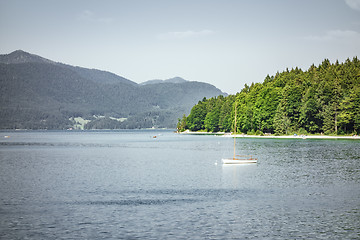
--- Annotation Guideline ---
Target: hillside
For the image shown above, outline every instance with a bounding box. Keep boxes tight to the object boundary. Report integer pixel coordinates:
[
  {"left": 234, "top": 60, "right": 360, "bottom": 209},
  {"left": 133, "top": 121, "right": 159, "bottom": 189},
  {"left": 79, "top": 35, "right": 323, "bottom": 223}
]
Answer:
[
  {"left": 140, "top": 77, "right": 187, "bottom": 85},
  {"left": 0, "top": 50, "right": 225, "bottom": 129}
]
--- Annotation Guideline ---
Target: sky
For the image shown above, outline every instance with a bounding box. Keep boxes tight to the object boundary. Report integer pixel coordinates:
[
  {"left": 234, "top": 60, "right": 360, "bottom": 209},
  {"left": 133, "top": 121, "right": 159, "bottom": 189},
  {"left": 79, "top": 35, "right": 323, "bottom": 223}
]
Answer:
[{"left": 1, "top": 0, "right": 360, "bottom": 94}]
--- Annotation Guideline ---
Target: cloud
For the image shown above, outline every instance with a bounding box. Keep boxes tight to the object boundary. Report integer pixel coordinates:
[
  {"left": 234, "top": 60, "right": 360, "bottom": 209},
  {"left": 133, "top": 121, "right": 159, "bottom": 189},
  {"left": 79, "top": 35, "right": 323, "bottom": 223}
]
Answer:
[
  {"left": 345, "top": 0, "right": 360, "bottom": 11},
  {"left": 158, "top": 30, "right": 215, "bottom": 40},
  {"left": 79, "top": 10, "right": 113, "bottom": 23},
  {"left": 305, "top": 29, "right": 360, "bottom": 41}
]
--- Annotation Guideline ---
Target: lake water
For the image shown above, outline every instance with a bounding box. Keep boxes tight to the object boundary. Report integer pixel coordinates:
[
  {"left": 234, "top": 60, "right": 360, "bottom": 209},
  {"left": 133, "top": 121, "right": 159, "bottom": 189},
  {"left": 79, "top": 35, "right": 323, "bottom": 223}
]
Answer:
[{"left": 0, "top": 130, "right": 359, "bottom": 239}]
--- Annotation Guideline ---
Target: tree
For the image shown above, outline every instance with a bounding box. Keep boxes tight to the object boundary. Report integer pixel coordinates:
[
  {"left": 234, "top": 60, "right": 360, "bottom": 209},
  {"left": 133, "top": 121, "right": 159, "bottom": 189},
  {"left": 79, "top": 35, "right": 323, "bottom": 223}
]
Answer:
[
  {"left": 322, "top": 103, "right": 336, "bottom": 134},
  {"left": 218, "top": 96, "right": 235, "bottom": 132},
  {"left": 299, "top": 87, "right": 321, "bottom": 133},
  {"left": 273, "top": 101, "right": 291, "bottom": 135},
  {"left": 186, "top": 101, "right": 207, "bottom": 131},
  {"left": 177, "top": 114, "right": 187, "bottom": 132},
  {"left": 204, "top": 97, "right": 221, "bottom": 132},
  {"left": 352, "top": 87, "right": 360, "bottom": 133}
]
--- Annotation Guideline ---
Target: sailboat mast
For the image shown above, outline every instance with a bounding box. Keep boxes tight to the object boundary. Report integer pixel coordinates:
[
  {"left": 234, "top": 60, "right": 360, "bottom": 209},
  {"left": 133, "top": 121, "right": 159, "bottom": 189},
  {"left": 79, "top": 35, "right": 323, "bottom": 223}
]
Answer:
[{"left": 233, "top": 101, "right": 237, "bottom": 159}]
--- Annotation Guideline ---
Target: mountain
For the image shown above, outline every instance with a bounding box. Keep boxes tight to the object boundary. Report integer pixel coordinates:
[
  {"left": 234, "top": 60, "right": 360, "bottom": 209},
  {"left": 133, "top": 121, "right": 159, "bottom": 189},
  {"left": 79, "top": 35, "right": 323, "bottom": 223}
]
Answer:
[
  {"left": 0, "top": 50, "right": 225, "bottom": 129},
  {"left": 0, "top": 50, "right": 137, "bottom": 86},
  {"left": 0, "top": 50, "right": 54, "bottom": 64},
  {"left": 68, "top": 66, "right": 137, "bottom": 86},
  {"left": 140, "top": 77, "right": 188, "bottom": 85}
]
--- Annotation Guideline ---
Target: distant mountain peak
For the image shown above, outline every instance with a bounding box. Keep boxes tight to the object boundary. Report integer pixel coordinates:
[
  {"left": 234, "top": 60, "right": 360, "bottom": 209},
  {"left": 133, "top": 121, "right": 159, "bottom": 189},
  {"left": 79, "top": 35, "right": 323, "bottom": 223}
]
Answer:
[
  {"left": 165, "top": 77, "right": 187, "bottom": 83},
  {"left": 0, "top": 50, "right": 136, "bottom": 86},
  {"left": 140, "top": 76, "right": 188, "bottom": 85},
  {"left": 0, "top": 50, "right": 55, "bottom": 64}
]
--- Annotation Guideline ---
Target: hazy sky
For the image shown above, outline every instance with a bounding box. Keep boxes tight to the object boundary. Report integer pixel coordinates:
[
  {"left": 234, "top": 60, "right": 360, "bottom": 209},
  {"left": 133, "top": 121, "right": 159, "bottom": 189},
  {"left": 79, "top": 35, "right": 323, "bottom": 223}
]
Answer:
[{"left": 1, "top": 0, "right": 360, "bottom": 94}]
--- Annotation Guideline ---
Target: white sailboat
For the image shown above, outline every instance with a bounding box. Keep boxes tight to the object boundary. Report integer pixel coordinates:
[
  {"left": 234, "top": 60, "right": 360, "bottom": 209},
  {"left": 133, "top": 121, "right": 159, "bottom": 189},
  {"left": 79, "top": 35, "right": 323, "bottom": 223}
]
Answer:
[{"left": 221, "top": 102, "right": 257, "bottom": 164}]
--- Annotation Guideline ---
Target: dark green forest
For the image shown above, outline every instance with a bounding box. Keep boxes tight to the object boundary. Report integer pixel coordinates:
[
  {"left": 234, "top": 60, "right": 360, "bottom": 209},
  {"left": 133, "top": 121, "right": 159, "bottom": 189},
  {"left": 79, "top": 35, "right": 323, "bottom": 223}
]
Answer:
[{"left": 179, "top": 58, "right": 360, "bottom": 135}]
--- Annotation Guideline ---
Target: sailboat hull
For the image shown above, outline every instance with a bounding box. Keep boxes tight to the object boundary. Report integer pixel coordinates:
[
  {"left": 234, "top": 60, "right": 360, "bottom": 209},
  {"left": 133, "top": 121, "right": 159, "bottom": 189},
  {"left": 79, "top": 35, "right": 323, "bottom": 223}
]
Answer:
[{"left": 221, "top": 158, "right": 257, "bottom": 164}]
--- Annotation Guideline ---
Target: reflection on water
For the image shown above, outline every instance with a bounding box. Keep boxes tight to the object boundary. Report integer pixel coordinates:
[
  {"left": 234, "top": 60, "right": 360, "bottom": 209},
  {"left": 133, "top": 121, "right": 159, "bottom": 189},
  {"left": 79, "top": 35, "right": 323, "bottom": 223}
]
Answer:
[
  {"left": 221, "top": 164, "right": 258, "bottom": 189},
  {"left": 0, "top": 130, "right": 359, "bottom": 239}
]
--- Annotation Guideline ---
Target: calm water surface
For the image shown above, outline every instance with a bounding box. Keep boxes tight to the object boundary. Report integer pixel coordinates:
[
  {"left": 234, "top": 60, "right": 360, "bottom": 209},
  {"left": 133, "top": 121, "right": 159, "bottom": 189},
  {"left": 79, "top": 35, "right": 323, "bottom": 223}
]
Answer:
[{"left": 0, "top": 130, "right": 359, "bottom": 239}]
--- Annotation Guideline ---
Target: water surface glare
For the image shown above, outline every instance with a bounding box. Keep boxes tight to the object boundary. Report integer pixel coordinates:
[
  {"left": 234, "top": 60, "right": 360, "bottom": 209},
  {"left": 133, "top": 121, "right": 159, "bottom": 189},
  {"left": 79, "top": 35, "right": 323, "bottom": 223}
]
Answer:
[{"left": 0, "top": 130, "right": 359, "bottom": 239}]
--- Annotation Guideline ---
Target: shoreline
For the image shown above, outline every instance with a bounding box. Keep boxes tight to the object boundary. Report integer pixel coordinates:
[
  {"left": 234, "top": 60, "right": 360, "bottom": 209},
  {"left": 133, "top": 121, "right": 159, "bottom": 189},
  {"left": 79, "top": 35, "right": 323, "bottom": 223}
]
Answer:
[{"left": 180, "top": 130, "right": 360, "bottom": 140}]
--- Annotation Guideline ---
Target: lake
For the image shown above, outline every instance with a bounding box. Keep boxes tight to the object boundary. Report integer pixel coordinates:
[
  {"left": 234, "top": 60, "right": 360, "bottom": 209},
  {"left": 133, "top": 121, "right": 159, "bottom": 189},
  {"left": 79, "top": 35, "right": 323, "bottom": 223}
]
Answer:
[{"left": 0, "top": 130, "right": 359, "bottom": 239}]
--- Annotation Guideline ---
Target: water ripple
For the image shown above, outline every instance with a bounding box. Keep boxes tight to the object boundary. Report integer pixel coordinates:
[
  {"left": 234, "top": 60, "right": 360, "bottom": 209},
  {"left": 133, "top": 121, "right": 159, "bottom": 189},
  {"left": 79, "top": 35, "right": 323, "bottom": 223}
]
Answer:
[{"left": 73, "top": 198, "right": 199, "bottom": 206}]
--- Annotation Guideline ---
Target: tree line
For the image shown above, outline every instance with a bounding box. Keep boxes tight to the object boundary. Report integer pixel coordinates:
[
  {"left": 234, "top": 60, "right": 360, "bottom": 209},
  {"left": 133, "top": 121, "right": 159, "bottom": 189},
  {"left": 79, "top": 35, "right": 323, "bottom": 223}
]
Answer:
[{"left": 178, "top": 58, "right": 360, "bottom": 135}]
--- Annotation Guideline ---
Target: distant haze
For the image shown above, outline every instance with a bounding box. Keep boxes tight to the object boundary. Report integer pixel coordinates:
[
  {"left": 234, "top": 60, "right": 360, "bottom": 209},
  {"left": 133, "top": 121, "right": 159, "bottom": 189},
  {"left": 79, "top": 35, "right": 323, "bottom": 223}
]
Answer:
[{"left": 1, "top": 0, "right": 359, "bottom": 94}]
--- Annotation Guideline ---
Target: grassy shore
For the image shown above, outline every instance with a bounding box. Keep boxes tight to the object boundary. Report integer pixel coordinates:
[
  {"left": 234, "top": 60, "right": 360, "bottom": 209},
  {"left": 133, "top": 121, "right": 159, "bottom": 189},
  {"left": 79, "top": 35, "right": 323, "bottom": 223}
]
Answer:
[{"left": 180, "top": 130, "right": 360, "bottom": 139}]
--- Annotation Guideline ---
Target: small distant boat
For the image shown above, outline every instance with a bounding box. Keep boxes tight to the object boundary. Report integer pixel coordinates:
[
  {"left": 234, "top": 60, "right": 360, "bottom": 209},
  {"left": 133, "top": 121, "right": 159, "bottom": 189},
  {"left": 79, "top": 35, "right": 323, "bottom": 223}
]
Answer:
[{"left": 222, "top": 102, "right": 257, "bottom": 164}]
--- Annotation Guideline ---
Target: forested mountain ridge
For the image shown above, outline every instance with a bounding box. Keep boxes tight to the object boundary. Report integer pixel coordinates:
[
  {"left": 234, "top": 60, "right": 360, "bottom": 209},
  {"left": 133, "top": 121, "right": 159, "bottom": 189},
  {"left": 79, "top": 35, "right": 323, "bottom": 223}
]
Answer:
[
  {"left": 0, "top": 50, "right": 225, "bottom": 129},
  {"left": 180, "top": 58, "right": 360, "bottom": 135},
  {"left": 140, "top": 77, "right": 187, "bottom": 85},
  {"left": 0, "top": 50, "right": 136, "bottom": 86}
]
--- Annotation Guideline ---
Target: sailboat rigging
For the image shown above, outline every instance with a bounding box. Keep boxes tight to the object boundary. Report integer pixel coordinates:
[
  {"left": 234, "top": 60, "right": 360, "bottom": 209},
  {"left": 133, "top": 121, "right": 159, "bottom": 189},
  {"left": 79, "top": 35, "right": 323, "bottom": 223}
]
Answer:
[{"left": 221, "top": 101, "right": 257, "bottom": 164}]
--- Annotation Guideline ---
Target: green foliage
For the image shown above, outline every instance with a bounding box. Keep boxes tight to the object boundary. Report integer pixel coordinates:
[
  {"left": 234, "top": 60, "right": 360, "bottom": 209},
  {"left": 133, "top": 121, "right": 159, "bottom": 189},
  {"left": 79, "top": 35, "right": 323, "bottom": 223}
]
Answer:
[
  {"left": 177, "top": 114, "right": 187, "bottom": 132},
  {"left": 85, "top": 117, "right": 123, "bottom": 130},
  {"left": 186, "top": 99, "right": 208, "bottom": 131},
  {"left": 273, "top": 101, "right": 291, "bottom": 135},
  {"left": 218, "top": 95, "right": 235, "bottom": 132},
  {"left": 183, "top": 57, "right": 360, "bottom": 135}
]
